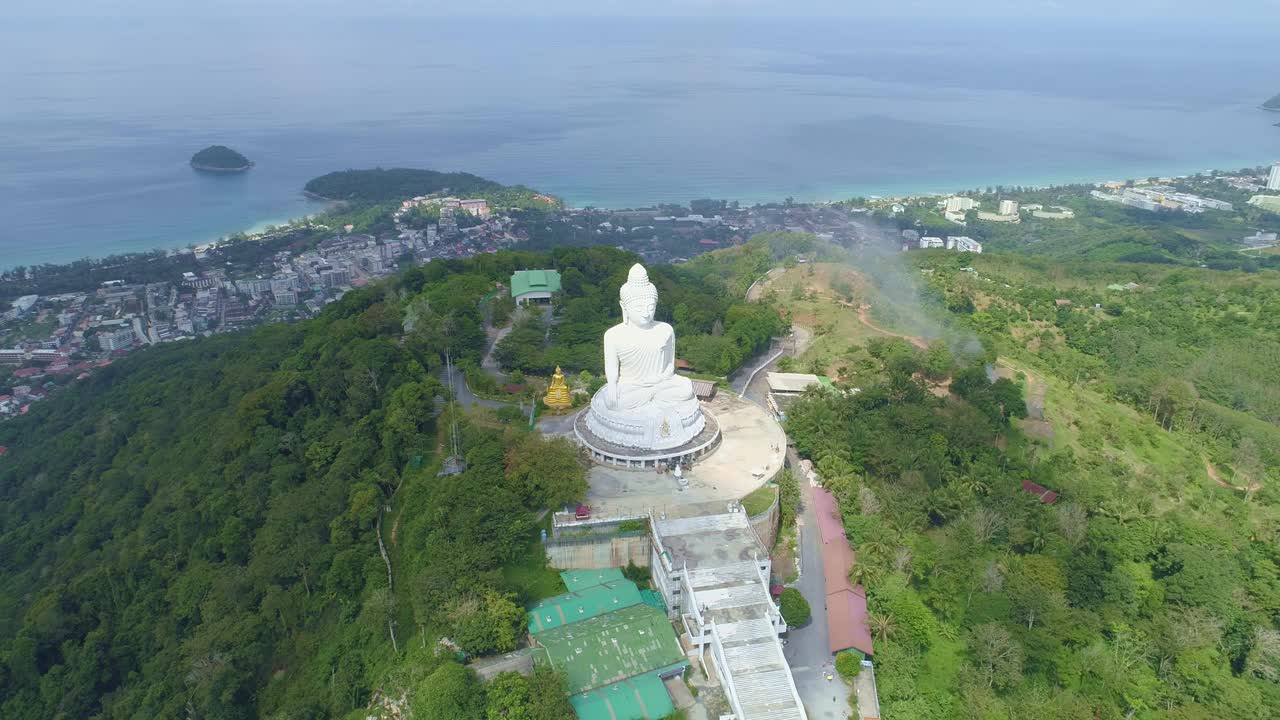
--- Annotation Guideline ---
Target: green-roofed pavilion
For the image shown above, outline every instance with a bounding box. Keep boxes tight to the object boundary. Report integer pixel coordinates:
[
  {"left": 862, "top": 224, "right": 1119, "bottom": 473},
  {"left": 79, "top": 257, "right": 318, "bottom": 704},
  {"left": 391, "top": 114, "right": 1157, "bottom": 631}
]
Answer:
[
  {"left": 561, "top": 568, "right": 626, "bottom": 593},
  {"left": 532, "top": 603, "right": 686, "bottom": 697},
  {"left": 570, "top": 672, "right": 677, "bottom": 720},
  {"left": 527, "top": 579, "right": 644, "bottom": 634},
  {"left": 510, "top": 269, "right": 561, "bottom": 305}
]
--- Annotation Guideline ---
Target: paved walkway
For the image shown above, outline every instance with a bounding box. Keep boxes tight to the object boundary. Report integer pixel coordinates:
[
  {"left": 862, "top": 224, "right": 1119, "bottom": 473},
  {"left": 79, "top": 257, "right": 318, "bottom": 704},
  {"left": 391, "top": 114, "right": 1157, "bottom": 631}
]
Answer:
[
  {"left": 480, "top": 322, "right": 513, "bottom": 379},
  {"left": 854, "top": 662, "right": 881, "bottom": 719},
  {"left": 728, "top": 325, "right": 815, "bottom": 405},
  {"left": 440, "top": 364, "right": 508, "bottom": 410},
  {"left": 783, "top": 447, "right": 851, "bottom": 720},
  {"left": 577, "top": 393, "right": 785, "bottom": 518}
]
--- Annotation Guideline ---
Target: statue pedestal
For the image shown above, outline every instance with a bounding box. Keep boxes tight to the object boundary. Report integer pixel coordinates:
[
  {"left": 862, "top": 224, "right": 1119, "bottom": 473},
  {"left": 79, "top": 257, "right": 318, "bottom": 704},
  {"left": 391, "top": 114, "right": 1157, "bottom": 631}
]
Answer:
[
  {"left": 574, "top": 407, "right": 721, "bottom": 470},
  {"left": 583, "top": 384, "right": 706, "bottom": 451}
]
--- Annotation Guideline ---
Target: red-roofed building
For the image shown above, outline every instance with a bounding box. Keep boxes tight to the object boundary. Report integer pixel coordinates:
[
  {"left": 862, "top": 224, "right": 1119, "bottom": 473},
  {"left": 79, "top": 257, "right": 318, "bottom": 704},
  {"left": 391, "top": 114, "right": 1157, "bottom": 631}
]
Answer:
[
  {"left": 812, "top": 486, "right": 875, "bottom": 657},
  {"left": 12, "top": 367, "right": 43, "bottom": 379},
  {"left": 828, "top": 586, "right": 875, "bottom": 657},
  {"left": 1021, "top": 480, "right": 1059, "bottom": 504}
]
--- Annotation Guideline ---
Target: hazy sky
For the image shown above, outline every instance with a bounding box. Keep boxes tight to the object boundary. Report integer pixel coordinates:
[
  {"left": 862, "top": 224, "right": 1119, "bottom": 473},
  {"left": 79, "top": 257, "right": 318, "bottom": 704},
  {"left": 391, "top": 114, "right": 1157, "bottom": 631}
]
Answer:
[{"left": 15, "top": 0, "right": 1280, "bottom": 21}]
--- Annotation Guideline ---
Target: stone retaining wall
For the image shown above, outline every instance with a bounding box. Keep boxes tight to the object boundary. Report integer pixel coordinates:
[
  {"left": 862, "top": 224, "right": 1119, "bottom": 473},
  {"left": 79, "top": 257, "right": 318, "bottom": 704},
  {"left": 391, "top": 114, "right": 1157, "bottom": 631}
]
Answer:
[
  {"left": 749, "top": 491, "right": 781, "bottom": 548},
  {"left": 544, "top": 533, "right": 652, "bottom": 569}
]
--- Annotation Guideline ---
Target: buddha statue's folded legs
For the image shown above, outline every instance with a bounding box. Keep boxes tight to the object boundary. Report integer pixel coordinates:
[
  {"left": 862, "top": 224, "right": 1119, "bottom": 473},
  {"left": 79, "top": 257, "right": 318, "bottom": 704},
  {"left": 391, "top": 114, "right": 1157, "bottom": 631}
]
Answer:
[
  {"left": 611, "top": 375, "right": 695, "bottom": 411},
  {"left": 587, "top": 388, "right": 705, "bottom": 450}
]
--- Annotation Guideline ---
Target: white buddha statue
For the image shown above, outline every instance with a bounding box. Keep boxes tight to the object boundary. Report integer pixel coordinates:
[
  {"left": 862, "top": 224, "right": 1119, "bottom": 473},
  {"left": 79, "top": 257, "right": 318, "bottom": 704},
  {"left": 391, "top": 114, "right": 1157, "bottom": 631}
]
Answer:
[{"left": 584, "top": 264, "right": 706, "bottom": 451}]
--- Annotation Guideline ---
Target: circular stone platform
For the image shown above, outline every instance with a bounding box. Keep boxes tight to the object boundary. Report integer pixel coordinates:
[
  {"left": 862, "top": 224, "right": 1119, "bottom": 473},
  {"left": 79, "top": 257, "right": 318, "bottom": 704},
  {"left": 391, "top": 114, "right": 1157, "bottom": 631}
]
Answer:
[
  {"left": 574, "top": 406, "right": 721, "bottom": 469},
  {"left": 574, "top": 393, "right": 788, "bottom": 518}
]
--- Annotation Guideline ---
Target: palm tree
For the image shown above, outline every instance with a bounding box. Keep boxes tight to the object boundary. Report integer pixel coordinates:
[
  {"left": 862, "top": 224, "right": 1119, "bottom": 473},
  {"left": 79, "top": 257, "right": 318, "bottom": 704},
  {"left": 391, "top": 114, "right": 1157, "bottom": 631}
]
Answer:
[
  {"left": 849, "top": 561, "right": 882, "bottom": 589},
  {"left": 868, "top": 612, "right": 896, "bottom": 643},
  {"left": 959, "top": 475, "right": 990, "bottom": 496},
  {"left": 859, "top": 540, "right": 889, "bottom": 563}
]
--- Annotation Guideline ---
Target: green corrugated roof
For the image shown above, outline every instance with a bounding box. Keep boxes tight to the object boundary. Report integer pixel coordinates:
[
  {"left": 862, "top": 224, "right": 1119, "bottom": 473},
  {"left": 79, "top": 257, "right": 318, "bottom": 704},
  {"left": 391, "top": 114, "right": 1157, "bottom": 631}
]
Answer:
[
  {"left": 510, "top": 269, "right": 561, "bottom": 299},
  {"left": 531, "top": 604, "right": 686, "bottom": 695},
  {"left": 639, "top": 589, "right": 666, "bottom": 613},
  {"left": 528, "top": 580, "right": 643, "bottom": 634},
  {"left": 562, "top": 568, "right": 626, "bottom": 593},
  {"left": 570, "top": 671, "right": 678, "bottom": 720}
]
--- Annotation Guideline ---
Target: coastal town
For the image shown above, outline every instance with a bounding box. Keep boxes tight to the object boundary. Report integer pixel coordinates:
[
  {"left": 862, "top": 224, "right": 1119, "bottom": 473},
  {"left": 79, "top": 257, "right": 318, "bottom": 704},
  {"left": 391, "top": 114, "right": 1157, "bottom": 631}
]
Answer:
[{"left": 3, "top": 162, "right": 1279, "bottom": 419}]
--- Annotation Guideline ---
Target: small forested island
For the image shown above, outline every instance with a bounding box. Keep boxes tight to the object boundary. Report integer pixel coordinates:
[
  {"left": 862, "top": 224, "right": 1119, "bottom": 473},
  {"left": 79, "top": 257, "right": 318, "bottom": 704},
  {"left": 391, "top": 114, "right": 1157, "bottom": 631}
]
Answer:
[
  {"left": 189, "top": 145, "right": 253, "bottom": 172},
  {"left": 1263, "top": 93, "right": 1280, "bottom": 111}
]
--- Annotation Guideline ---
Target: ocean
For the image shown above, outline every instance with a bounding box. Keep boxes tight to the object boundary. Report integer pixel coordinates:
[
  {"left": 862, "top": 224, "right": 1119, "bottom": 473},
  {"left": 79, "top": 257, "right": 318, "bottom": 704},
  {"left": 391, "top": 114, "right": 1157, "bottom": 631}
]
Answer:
[{"left": 1, "top": 16, "right": 1278, "bottom": 269}]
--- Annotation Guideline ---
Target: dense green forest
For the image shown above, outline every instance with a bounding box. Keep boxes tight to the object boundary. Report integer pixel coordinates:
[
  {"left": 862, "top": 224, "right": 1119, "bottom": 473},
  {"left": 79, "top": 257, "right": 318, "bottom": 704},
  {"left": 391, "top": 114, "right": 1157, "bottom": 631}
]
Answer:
[
  {"left": 763, "top": 237, "right": 1280, "bottom": 718},
  {"left": 785, "top": 331, "right": 1280, "bottom": 719},
  {"left": 493, "top": 252, "right": 788, "bottom": 377},
  {"left": 0, "top": 250, "right": 607, "bottom": 719},
  {"left": 304, "top": 168, "right": 502, "bottom": 201},
  {"left": 190, "top": 145, "right": 253, "bottom": 171}
]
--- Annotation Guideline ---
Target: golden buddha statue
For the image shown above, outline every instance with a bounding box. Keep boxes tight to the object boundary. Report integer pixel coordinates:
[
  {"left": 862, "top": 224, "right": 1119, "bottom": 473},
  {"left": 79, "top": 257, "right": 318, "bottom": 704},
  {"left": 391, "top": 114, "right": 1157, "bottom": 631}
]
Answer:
[{"left": 544, "top": 366, "right": 573, "bottom": 410}]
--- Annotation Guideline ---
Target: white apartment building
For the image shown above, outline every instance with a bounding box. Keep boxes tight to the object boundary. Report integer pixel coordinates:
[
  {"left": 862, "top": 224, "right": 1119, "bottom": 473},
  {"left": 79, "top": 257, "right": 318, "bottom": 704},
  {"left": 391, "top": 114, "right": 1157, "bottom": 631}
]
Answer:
[
  {"left": 98, "top": 326, "right": 136, "bottom": 351},
  {"left": 944, "top": 196, "right": 976, "bottom": 213},
  {"left": 651, "top": 511, "right": 807, "bottom": 720},
  {"left": 952, "top": 236, "right": 984, "bottom": 253},
  {"left": 998, "top": 200, "right": 1019, "bottom": 215},
  {"left": 271, "top": 275, "right": 298, "bottom": 295},
  {"left": 919, "top": 236, "right": 945, "bottom": 249},
  {"left": 1268, "top": 163, "right": 1280, "bottom": 191}
]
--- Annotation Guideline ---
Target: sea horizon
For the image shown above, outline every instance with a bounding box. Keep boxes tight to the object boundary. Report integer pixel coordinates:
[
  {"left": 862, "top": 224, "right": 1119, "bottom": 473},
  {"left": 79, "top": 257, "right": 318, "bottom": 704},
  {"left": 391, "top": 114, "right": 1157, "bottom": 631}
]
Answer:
[{"left": 2, "top": 15, "right": 1277, "bottom": 270}]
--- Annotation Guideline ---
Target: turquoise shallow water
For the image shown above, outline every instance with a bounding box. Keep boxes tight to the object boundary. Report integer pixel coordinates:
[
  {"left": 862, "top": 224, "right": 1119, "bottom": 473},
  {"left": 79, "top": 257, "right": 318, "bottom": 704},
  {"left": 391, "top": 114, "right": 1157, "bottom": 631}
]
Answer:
[{"left": 1, "top": 16, "right": 1278, "bottom": 268}]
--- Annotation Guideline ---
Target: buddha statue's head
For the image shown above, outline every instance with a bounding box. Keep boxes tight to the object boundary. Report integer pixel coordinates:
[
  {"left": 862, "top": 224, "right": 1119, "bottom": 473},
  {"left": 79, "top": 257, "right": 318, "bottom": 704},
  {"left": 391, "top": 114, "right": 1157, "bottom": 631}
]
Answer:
[{"left": 619, "top": 263, "right": 658, "bottom": 327}]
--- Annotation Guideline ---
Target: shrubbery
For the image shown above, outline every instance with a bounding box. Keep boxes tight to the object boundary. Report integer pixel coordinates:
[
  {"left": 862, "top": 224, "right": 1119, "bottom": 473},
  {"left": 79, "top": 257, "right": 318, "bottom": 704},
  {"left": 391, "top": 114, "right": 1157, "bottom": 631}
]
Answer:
[
  {"left": 779, "top": 587, "right": 811, "bottom": 627},
  {"left": 835, "top": 651, "right": 862, "bottom": 680}
]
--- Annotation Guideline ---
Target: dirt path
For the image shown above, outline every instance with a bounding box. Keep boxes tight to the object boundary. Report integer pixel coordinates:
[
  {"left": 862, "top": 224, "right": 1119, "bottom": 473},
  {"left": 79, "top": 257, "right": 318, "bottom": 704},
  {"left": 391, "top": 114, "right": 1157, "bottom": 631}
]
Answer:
[
  {"left": 481, "top": 323, "right": 513, "bottom": 379},
  {"left": 746, "top": 267, "right": 787, "bottom": 302},
  {"left": 855, "top": 303, "right": 929, "bottom": 350},
  {"left": 1204, "top": 456, "right": 1261, "bottom": 492}
]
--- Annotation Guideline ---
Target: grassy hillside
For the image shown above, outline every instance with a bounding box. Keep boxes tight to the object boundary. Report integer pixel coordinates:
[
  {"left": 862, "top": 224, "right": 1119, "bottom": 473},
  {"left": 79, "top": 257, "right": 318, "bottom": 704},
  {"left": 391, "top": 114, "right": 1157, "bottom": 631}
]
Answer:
[{"left": 749, "top": 247, "right": 1280, "bottom": 719}]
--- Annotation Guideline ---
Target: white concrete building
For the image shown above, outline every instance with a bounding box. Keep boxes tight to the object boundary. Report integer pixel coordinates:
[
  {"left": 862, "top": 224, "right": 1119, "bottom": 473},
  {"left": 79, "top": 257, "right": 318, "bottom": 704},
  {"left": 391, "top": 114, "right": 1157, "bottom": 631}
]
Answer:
[
  {"left": 977, "top": 210, "right": 1019, "bottom": 223},
  {"left": 919, "top": 236, "right": 945, "bottom": 249},
  {"left": 651, "top": 511, "right": 807, "bottom": 720},
  {"left": 98, "top": 326, "right": 135, "bottom": 351},
  {"left": 998, "top": 200, "right": 1019, "bottom": 215},
  {"left": 952, "top": 236, "right": 983, "bottom": 253},
  {"left": 944, "top": 196, "right": 976, "bottom": 213},
  {"left": 1268, "top": 163, "right": 1280, "bottom": 191},
  {"left": 460, "top": 198, "right": 491, "bottom": 219}
]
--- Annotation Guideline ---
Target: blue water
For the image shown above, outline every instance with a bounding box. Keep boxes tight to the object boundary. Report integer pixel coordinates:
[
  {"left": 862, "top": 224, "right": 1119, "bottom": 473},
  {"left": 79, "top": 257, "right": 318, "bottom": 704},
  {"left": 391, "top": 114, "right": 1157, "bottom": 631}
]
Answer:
[{"left": 1, "top": 16, "right": 1278, "bottom": 268}]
